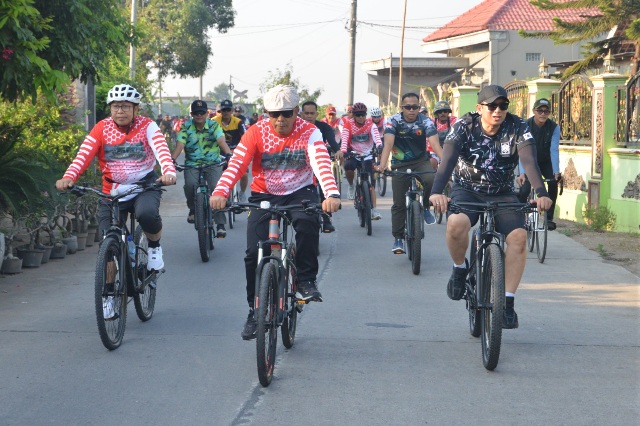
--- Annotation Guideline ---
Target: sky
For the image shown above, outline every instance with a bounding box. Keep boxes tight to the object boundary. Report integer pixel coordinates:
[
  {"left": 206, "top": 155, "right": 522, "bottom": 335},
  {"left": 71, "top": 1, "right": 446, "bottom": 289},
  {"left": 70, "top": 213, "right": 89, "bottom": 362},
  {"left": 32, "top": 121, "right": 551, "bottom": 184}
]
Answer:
[{"left": 161, "top": 0, "right": 485, "bottom": 111}]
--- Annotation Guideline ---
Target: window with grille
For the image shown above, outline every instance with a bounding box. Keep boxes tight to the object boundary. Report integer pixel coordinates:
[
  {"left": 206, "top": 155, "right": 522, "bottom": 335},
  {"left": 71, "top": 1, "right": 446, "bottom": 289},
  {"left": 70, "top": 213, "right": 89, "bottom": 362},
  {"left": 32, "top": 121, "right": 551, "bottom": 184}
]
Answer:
[{"left": 526, "top": 53, "right": 541, "bottom": 62}]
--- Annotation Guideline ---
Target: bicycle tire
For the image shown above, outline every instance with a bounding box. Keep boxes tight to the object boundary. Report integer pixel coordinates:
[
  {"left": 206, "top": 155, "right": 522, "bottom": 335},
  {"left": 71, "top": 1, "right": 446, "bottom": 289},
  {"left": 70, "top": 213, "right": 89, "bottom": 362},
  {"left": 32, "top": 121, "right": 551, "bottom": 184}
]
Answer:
[
  {"left": 410, "top": 200, "right": 422, "bottom": 275},
  {"left": 281, "top": 243, "right": 298, "bottom": 348},
  {"left": 363, "top": 180, "right": 372, "bottom": 236},
  {"left": 133, "top": 226, "right": 156, "bottom": 322},
  {"left": 332, "top": 161, "right": 342, "bottom": 195},
  {"left": 356, "top": 185, "right": 365, "bottom": 228},
  {"left": 527, "top": 211, "right": 536, "bottom": 252},
  {"left": 376, "top": 172, "right": 387, "bottom": 197},
  {"left": 228, "top": 186, "right": 236, "bottom": 229},
  {"left": 467, "top": 233, "right": 481, "bottom": 337},
  {"left": 95, "top": 235, "right": 127, "bottom": 350},
  {"left": 537, "top": 223, "right": 548, "bottom": 263},
  {"left": 480, "top": 244, "right": 504, "bottom": 370},
  {"left": 256, "top": 261, "right": 278, "bottom": 387},
  {"left": 195, "top": 191, "right": 211, "bottom": 262}
]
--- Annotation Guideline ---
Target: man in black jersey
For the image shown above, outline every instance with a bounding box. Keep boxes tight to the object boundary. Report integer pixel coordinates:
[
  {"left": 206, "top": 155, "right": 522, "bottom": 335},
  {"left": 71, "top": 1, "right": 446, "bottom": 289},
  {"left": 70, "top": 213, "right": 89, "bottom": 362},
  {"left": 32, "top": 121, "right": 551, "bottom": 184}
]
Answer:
[{"left": 429, "top": 85, "right": 552, "bottom": 329}]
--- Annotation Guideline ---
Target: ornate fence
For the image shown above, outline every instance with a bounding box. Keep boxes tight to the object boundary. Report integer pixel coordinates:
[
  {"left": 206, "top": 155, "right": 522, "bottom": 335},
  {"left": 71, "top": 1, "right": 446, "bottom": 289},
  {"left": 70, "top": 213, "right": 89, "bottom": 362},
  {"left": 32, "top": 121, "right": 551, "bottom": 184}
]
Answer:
[
  {"left": 618, "top": 72, "right": 640, "bottom": 146},
  {"left": 552, "top": 75, "right": 593, "bottom": 145},
  {"left": 504, "top": 80, "right": 528, "bottom": 118}
]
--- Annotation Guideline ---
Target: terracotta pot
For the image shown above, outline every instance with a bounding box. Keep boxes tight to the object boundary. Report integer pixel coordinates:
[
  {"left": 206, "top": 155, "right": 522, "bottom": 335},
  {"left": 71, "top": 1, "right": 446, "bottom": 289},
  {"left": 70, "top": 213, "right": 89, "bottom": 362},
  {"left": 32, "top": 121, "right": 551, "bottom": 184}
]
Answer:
[{"left": 16, "top": 248, "right": 45, "bottom": 268}]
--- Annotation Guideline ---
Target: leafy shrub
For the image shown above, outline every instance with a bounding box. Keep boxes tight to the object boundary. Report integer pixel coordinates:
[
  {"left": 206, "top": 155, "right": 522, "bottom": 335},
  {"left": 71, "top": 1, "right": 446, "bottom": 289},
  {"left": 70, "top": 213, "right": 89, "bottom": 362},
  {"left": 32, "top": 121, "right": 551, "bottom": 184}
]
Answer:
[{"left": 583, "top": 205, "right": 617, "bottom": 231}]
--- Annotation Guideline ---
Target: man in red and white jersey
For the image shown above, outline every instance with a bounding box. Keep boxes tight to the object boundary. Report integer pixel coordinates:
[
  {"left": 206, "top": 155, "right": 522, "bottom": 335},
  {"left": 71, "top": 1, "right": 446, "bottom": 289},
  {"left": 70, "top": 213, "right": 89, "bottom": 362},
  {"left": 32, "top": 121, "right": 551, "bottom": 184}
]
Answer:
[
  {"left": 210, "top": 85, "right": 340, "bottom": 340},
  {"left": 56, "top": 84, "right": 176, "bottom": 274}
]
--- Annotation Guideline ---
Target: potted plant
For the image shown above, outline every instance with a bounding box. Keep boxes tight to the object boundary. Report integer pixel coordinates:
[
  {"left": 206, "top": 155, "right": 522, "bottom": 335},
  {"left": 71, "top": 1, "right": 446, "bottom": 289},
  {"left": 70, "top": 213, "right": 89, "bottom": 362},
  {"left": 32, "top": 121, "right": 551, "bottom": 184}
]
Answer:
[
  {"left": 1, "top": 230, "right": 23, "bottom": 274},
  {"left": 15, "top": 201, "right": 47, "bottom": 268}
]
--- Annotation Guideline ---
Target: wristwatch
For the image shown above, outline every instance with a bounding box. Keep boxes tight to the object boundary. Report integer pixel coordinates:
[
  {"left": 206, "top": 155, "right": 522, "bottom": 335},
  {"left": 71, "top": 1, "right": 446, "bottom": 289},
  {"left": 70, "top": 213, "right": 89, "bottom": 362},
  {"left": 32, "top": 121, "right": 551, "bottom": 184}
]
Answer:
[{"left": 329, "top": 194, "right": 340, "bottom": 199}]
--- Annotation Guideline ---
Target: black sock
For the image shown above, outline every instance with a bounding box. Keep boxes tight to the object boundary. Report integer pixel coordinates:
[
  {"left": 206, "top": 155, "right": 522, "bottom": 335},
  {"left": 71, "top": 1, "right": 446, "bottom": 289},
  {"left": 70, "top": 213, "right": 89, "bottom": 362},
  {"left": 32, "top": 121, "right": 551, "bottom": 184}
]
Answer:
[
  {"left": 506, "top": 296, "right": 515, "bottom": 309},
  {"left": 148, "top": 239, "right": 160, "bottom": 248}
]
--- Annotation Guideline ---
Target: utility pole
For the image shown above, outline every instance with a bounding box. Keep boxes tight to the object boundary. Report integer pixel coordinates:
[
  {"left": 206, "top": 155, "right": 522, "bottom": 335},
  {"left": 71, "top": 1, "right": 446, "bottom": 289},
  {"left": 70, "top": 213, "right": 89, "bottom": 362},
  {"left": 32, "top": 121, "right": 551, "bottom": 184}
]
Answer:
[
  {"left": 129, "top": 0, "right": 137, "bottom": 79},
  {"left": 388, "top": 53, "right": 392, "bottom": 106},
  {"left": 397, "top": 0, "right": 407, "bottom": 105},
  {"left": 346, "top": 0, "right": 357, "bottom": 105},
  {"left": 199, "top": 75, "right": 203, "bottom": 99}
]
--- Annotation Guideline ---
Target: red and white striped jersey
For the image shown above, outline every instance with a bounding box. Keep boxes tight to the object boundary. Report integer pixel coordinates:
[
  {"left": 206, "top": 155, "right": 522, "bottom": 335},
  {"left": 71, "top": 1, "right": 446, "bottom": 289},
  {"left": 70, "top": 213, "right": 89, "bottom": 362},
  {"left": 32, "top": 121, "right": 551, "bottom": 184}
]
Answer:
[
  {"left": 63, "top": 116, "right": 176, "bottom": 199},
  {"left": 212, "top": 118, "right": 339, "bottom": 198},
  {"left": 340, "top": 117, "right": 382, "bottom": 155}
]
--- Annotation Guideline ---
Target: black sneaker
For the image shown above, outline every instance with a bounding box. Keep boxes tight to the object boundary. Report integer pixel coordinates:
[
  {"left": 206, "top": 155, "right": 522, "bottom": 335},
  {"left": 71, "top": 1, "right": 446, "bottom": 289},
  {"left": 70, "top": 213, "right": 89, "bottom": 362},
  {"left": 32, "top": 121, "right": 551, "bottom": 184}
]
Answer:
[
  {"left": 322, "top": 221, "right": 335, "bottom": 233},
  {"left": 187, "top": 210, "right": 195, "bottom": 224},
  {"left": 296, "top": 280, "right": 323, "bottom": 302},
  {"left": 241, "top": 309, "right": 257, "bottom": 340},
  {"left": 547, "top": 220, "right": 556, "bottom": 231},
  {"left": 216, "top": 224, "right": 227, "bottom": 238},
  {"left": 503, "top": 307, "right": 519, "bottom": 329},
  {"left": 447, "top": 262, "right": 468, "bottom": 300},
  {"left": 392, "top": 239, "right": 405, "bottom": 254}
]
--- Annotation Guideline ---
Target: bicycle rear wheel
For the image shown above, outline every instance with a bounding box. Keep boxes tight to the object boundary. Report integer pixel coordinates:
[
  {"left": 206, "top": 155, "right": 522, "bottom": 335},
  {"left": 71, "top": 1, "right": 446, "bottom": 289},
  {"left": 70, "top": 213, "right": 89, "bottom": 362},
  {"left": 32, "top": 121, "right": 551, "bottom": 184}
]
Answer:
[
  {"left": 410, "top": 200, "right": 422, "bottom": 275},
  {"left": 467, "top": 233, "right": 481, "bottom": 337},
  {"left": 376, "top": 172, "right": 387, "bottom": 197},
  {"left": 281, "top": 243, "right": 298, "bottom": 348},
  {"left": 527, "top": 211, "right": 536, "bottom": 252},
  {"left": 195, "top": 191, "right": 211, "bottom": 262},
  {"left": 363, "top": 180, "right": 372, "bottom": 236},
  {"left": 480, "top": 244, "right": 504, "bottom": 370},
  {"left": 95, "top": 235, "right": 127, "bottom": 350},
  {"left": 133, "top": 226, "right": 156, "bottom": 321},
  {"left": 256, "top": 262, "right": 278, "bottom": 387},
  {"left": 332, "top": 161, "right": 342, "bottom": 195},
  {"left": 536, "top": 223, "right": 548, "bottom": 263}
]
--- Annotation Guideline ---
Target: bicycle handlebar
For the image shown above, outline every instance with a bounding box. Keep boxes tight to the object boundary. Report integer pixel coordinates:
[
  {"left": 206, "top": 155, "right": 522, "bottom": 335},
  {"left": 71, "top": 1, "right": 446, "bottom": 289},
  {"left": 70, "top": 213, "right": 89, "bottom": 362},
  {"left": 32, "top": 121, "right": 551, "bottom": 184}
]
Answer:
[
  {"left": 224, "top": 200, "right": 323, "bottom": 217},
  {"left": 67, "top": 181, "right": 164, "bottom": 201},
  {"left": 448, "top": 200, "right": 532, "bottom": 214},
  {"left": 174, "top": 161, "right": 226, "bottom": 173}
]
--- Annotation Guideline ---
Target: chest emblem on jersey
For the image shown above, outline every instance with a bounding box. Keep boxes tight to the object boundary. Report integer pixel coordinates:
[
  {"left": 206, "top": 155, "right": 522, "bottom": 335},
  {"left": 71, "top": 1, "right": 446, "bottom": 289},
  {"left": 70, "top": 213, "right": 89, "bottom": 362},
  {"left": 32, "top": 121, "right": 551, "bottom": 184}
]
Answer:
[{"left": 415, "top": 129, "right": 423, "bottom": 136}]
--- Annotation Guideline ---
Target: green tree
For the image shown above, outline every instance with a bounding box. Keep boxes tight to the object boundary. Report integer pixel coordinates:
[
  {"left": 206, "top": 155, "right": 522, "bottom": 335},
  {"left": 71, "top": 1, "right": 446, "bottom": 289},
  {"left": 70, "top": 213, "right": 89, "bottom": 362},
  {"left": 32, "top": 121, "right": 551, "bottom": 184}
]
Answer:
[
  {"left": 206, "top": 82, "right": 232, "bottom": 103},
  {"left": 0, "top": 0, "right": 131, "bottom": 102},
  {"left": 520, "top": 0, "right": 640, "bottom": 77},
  {"left": 257, "top": 63, "right": 322, "bottom": 107},
  {"left": 137, "top": 0, "right": 235, "bottom": 83}
]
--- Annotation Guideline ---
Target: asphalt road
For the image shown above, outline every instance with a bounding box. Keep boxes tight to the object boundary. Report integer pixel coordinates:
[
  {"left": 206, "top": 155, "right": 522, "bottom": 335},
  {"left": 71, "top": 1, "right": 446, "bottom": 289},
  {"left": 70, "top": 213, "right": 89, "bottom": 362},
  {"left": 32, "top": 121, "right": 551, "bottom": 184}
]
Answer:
[{"left": 1, "top": 172, "right": 638, "bottom": 425}]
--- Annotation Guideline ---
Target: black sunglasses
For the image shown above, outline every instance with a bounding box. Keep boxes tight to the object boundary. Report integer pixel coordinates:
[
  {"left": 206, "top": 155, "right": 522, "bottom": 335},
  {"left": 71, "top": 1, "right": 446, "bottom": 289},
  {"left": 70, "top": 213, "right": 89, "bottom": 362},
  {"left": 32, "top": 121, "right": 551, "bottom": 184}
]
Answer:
[
  {"left": 401, "top": 105, "right": 420, "bottom": 110},
  {"left": 354, "top": 112, "right": 367, "bottom": 117},
  {"left": 535, "top": 109, "right": 551, "bottom": 115},
  {"left": 268, "top": 110, "right": 294, "bottom": 119},
  {"left": 221, "top": 108, "right": 232, "bottom": 112},
  {"left": 482, "top": 102, "right": 509, "bottom": 111},
  {"left": 192, "top": 111, "right": 207, "bottom": 116}
]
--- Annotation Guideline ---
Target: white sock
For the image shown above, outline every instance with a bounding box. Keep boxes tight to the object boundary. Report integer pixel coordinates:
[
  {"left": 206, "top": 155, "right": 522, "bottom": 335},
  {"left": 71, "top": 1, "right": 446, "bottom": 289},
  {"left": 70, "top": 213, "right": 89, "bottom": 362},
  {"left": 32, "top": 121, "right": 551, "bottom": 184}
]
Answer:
[
  {"left": 454, "top": 262, "right": 466, "bottom": 268},
  {"left": 506, "top": 292, "right": 515, "bottom": 298}
]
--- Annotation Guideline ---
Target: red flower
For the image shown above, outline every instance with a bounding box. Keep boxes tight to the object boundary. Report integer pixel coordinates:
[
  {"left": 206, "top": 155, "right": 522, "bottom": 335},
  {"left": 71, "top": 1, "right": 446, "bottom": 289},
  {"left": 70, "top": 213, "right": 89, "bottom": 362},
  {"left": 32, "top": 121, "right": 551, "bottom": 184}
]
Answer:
[{"left": 2, "top": 48, "right": 14, "bottom": 61}]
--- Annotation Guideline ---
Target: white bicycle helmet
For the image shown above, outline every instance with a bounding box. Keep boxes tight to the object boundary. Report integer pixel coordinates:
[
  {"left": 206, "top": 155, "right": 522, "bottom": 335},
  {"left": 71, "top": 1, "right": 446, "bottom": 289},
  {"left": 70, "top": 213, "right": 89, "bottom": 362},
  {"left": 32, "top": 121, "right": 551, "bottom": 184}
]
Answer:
[
  {"left": 107, "top": 84, "right": 142, "bottom": 105},
  {"left": 370, "top": 107, "right": 383, "bottom": 117}
]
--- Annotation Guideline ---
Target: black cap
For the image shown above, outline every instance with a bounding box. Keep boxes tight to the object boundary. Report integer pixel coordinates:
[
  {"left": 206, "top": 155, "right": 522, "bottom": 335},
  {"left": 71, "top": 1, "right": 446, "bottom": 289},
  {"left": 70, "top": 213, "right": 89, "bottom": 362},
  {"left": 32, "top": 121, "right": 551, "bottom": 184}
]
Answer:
[
  {"left": 477, "top": 85, "right": 508, "bottom": 104},
  {"left": 190, "top": 100, "right": 208, "bottom": 114},
  {"left": 533, "top": 98, "right": 551, "bottom": 109},
  {"left": 219, "top": 99, "right": 233, "bottom": 109}
]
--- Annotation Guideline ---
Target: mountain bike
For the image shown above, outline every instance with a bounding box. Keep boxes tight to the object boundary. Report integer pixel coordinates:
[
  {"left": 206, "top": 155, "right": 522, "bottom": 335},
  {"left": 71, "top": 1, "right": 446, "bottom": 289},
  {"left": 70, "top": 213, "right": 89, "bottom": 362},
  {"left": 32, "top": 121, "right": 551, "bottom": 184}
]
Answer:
[
  {"left": 449, "top": 200, "right": 532, "bottom": 370},
  {"left": 525, "top": 178, "right": 563, "bottom": 263},
  {"left": 374, "top": 150, "right": 387, "bottom": 197},
  {"left": 331, "top": 151, "right": 342, "bottom": 196},
  {"left": 349, "top": 152, "right": 375, "bottom": 236},
  {"left": 227, "top": 200, "right": 323, "bottom": 387},
  {"left": 385, "top": 169, "right": 435, "bottom": 275},
  {"left": 175, "top": 163, "right": 223, "bottom": 262},
  {"left": 70, "top": 182, "right": 164, "bottom": 350}
]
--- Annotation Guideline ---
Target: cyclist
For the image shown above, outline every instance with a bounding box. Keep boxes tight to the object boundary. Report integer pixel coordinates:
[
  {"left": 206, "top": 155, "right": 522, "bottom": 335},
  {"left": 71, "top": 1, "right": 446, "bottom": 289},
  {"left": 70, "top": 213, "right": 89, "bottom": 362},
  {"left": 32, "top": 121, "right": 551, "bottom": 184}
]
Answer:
[
  {"left": 516, "top": 98, "right": 561, "bottom": 231},
  {"left": 429, "top": 85, "right": 552, "bottom": 329},
  {"left": 321, "top": 105, "right": 341, "bottom": 139},
  {"left": 370, "top": 106, "right": 386, "bottom": 135},
  {"left": 233, "top": 105, "right": 250, "bottom": 127},
  {"left": 429, "top": 100, "right": 457, "bottom": 171},
  {"left": 375, "top": 92, "right": 443, "bottom": 254},
  {"left": 300, "top": 100, "right": 344, "bottom": 233},
  {"left": 171, "top": 100, "right": 232, "bottom": 237},
  {"left": 209, "top": 85, "right": 340, "bottom": 340},
  {"left": 55, "top": 83, "right": 176, "bottom": 275},
  {"left": 341, "top": 102, "right": 383, "bottom": 220},
  {"left": 213, "top": 99, "right": 248, "bottom": 200}
]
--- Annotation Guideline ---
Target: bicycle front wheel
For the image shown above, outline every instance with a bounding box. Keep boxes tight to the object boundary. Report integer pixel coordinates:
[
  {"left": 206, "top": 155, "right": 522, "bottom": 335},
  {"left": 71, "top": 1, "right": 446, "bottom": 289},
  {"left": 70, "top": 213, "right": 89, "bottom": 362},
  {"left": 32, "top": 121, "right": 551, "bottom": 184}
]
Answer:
[
  {"left": 355, "top": 185, "right": 365, "bottom": 227},
  {"left": 281, "top": 243, "right": 298, "bottom": 348},
  {"left": 480, "top": 244, "right": 504, "bottom": 370},
  {"left": 195, "top": 191, "right": 211, "bottom": 262},
  {"left": 410, "top": 200, "right": 422, "bottom": 275},
  {"left": 467, "top": 233, "right": 481, "bottom": 337},
  {"left": 363, "top": 180, "right": 372, "bottom": 236},
  {"left": 256, "top": 262, "right": 278, "bottom": 387},
  {"left": 436, "top": 182, "right": 450, "bottom": 224},
  {"left": 332, "top": 161, "right": 342, "bottom": 195},
  {"left": 95, "top": 235, "right": 127, "bottom": 350},
  {"left": 536, "top": 223, "right": 548, "bottom": 263},
  {"left": 228, "top": 186, "right": 236, "bottom": 229},
  {"left": 527, "top": 211, "right": 536, "bottom": 252},
  {"left": 376, "top": 172, "right": 387, "bottom": 197},
  {"left": 133, "top": 226, "right": 156, "bottom": 321}
]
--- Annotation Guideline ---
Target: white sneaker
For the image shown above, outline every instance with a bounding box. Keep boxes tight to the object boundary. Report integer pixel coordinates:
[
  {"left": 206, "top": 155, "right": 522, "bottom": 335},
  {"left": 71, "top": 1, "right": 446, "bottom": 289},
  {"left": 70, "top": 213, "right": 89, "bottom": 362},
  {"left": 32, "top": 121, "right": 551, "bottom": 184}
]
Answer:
[
  {"left": 103, "top": 296, "right": 115, "bottom": 320},
  {"left": 371, "top": 209, "right": 382, "bottom": 220},
  {"left": 147, "top": 246, "right": 164, "bottom": 271},
  {"left": 347, "top": 184, "right": 355, "bottom": 200}
]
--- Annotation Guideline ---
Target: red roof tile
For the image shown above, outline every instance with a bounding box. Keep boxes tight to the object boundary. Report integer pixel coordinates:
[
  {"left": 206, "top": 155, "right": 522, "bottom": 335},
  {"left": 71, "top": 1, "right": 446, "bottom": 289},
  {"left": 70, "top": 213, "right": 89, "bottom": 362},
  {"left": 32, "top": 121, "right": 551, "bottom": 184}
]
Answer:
[{"left": 423, "top": 0, "right": 600, "bottom": 43}]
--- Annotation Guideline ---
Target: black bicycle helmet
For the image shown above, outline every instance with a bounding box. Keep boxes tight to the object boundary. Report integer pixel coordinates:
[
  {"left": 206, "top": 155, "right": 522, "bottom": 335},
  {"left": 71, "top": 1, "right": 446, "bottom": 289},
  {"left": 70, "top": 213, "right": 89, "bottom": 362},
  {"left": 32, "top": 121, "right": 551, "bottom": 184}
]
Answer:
[{"left": 351, "top": 102, "right": 367, "bottom": 114}]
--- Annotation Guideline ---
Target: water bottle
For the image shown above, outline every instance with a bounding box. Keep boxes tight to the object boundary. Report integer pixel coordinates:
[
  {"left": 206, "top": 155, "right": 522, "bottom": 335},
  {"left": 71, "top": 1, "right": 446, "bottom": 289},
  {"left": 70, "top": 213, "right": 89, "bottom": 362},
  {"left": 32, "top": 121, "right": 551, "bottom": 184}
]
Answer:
[{"left": 127, "top": 235, "right": 136, "bottom": 267}]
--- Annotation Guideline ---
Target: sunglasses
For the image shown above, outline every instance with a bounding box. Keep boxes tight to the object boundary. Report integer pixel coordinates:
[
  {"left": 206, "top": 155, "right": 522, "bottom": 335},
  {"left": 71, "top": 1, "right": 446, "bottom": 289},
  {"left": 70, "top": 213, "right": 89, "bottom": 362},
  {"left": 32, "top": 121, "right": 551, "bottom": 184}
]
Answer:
[
  {"left": 535, "top": 109, "right": 551, "bottom": 115},
  {"left": 482, "top": 102, "right": 510, "bottom": 111},
  {"left": 268, "top": 110, "right": 295, "bottom": 119},
  {"left": 221, "top": 108, "right": 232, "bottom": 112},
  {"left": 354, "top": 112, "right": 367, "bottom": 117},
  {"left": 401, "top": 105, "right": 420, "bottom": 110},
  {"left": 192, "top": 111, "right": 207, "bottom": 116}
]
